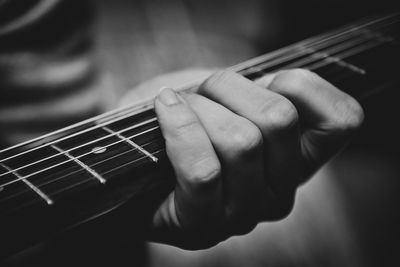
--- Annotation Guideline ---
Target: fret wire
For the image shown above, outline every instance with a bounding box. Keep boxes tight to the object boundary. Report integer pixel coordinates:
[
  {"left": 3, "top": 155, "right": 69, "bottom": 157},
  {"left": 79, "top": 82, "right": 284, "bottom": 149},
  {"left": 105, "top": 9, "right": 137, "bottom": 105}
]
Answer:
[
  {"left": 238, "top": 18, "right": 398, "bottom": 76},
  {"left": 102, "top": 126, "right": 158, "bottom": 163},
  {"left": 275, "top": 38, "right": 384, "bottom": 72},
  {"left": 51, "top": 145, "right": 107, "bottom": 184},
  {"left": 237, "top": 25, "right": 374, "bottom": 74},
  {"left": 1, "top": 19, "right": 398, "bottom": 190},
  {"left": 239, "top": 34, "right": 377, "bottom": 77},
  {"left": 236, "top": 19, "right": 399, "bottom": 81},
  {"left": 0, "top": 13, "right": 396, "bottom": 160},
  {"left": 241, "top": 21, "right": 398, "bottom": 79},
  {"left": 0, "top": 109, "right": 158, "bottom": 163},
  {"left": 0, "top": 126, "right": 160, "bottom": 189},
  {"left": 102, "top": 149, "right": 164, "bottom": 177},
  {"left": 0, "top": 35, "right": 392, "bottom": 192},
  {"left": 47, "top": 139, "right": 160, "bottom": 188},
  {"left": 0, "top": 14, "right": 396, "bottom": 157},
  {"left": 240, "top": 40, "right": 381, "bottom": 79},
  {"left": 304, "top": 41, "right": 385, "bottom": 72},
  {"left": 0, "top": 163, "right": 54, "bottom": 205},
  {"left": 0, "top": 14, "right": 398, "bottom": 197},
  {"left": 48, "top": 150, "right": 165, "bottom": 198},
  {"left": 0, "top": 117, "right": 158, "bottom": 177},
  {"left": 230, "top": 13, "right": 399, "bottom": 73},
  {"left": 0, "top": 140, "right": 164, "bottom": 203}
]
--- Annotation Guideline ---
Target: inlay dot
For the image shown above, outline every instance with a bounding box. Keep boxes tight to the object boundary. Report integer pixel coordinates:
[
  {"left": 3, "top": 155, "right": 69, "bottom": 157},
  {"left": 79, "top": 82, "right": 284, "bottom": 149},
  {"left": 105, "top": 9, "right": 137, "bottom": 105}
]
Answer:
[
  {"left": 92, "top": 146, "right": 107, "bottom": 154},
  {"left": 0, "top": 187, "right": 3, "bottom": 192}
]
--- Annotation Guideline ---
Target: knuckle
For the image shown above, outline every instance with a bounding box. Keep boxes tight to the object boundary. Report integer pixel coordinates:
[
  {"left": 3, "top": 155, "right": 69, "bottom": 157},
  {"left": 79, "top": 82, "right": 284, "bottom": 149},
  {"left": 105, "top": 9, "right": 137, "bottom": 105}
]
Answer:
[
  {"left": 261, "top": 97, "right": 299, "bottom": 133},
  {"left": 228, "top": 120, "right": 263, "bottom": 154}
]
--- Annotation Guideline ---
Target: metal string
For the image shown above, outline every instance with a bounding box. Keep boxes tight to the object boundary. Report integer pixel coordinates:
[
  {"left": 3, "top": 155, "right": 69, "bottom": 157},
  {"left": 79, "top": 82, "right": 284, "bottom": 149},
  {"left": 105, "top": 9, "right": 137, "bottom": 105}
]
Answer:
[
  {"left": 0, "top": 140, "right": 163, "bottom": 203},
  {"left": 0, "top": 13, "right": 398, "bottom": 198},
  {"left": 0, "top": 117, "right": 157, "bottom": 178},
  {"left": 0, "top": 36, "right": 383, "bottom": 187},
  {"left": 0, "top": 12, "right": 396, "bottom": 159},
  {"left": 0, "top": 126, "right": 160, "bottom": 188},
  {"left": 0, "top": 33, "right": 393, "bottom": 197}
]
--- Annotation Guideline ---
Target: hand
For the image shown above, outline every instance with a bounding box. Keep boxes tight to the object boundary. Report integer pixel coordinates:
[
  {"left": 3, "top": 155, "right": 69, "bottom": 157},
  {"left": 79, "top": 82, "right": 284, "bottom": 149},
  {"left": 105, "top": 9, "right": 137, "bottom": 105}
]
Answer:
[{"left": 149, "top": 69, "right": 364, "bottom": 249}]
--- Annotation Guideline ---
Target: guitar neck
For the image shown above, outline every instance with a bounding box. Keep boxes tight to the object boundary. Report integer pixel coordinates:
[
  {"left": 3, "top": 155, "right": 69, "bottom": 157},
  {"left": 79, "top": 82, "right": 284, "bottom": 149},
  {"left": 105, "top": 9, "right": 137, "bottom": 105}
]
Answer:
[{"left": 0, "top": 12, "right": 399, "bottom": 258}]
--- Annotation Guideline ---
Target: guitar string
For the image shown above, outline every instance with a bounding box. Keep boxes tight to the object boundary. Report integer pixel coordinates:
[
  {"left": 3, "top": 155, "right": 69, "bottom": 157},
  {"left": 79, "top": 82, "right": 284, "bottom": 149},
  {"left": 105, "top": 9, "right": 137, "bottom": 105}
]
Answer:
[
  {"left": 229, "top": 14, "right": 399, "bottom": 72},
  {"left": 47, "top": 150, "right": 165, "bottom": 198},
  {"left": 0, "top": 15, "right": 395, "bottom": 165},
  {"left": 0, "top": 14, "right": 396, "bottom": 168},
  {"left": 0, "top": 31, "right": 394, "bottom": 200},
  {"left": 0, "top": 15, "right": 398, "bottom": 192},
  {"left": 0, "top": 44, "right": 396, "bottom": 204},
  {"left": 0, "top": 34, "right": 387, "bottom": 185},
  {"left": 239, "top": 34, "right": 384, "bottom": 76},
  {"left": 0, "top": 31, "right": 382, "bottom": 177},
  {"left": 24, "top": 20, "right": 400, "bottom": 201},
  {"left": 0, "top": 19, "right": 397, "bottom": 190},
  {"left": 0, "top": 13, "right": 395, "bottom": 158},
  {"left": 277, "top": 38, "right": 387, "bottom": 71},
  {"left": 236, "top": 17, "right": 400, "bottom": 76},
  {"left": 0, "top": 117, "right": 158, "bottom": 178},
  {"left": 0, "top": 140, "right": 162, "bottom": 203},
  {"left": 0, "top": 126, "right": 160, "bottom": 188},
  {"left": 235, "top": 17, "right": 399, "bottom": 74},
  {"left": 43, "top": 38, "right": 388, "bottom": 199},
  {"left": 239, "top": 16, "right": 400, "bottom": 73}
]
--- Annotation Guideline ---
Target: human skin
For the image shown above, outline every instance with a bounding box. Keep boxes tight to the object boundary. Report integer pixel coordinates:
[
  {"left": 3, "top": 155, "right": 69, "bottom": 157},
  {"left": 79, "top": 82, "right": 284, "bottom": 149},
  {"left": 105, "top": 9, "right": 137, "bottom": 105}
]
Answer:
[{"left": 125, "top": 69, "right": 364, "bottom": 249}]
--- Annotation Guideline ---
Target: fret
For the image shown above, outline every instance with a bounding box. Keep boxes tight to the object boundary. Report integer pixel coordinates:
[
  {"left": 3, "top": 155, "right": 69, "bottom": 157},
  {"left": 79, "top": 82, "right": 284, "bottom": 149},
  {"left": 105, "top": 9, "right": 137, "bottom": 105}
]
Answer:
[
  {"left": 104, "top": 111, "right": 165, "bottom": 159},
  {"left": 54, "top": 126, "right": 154, "bottom": 180},
  {"left": 306, "top": 47, "right": 366, "bottom": 75},
  {"left": 102, "top": 126, "right": 158, "bottom": 163},
  {"left": 1, "top": 145, "right": 96, "bottom": 202},
  {"left": 345, "top": 42, "right": 399, "bottom": 73},
  {"left": 360, "top": 28, "right": 395, "bottom": 43},
  {"left": 313, "top": 64, "right": 366, "bottom": 99},
  {"left": 286, "top": 37, "right": 382, "bottom": 72},
  {"left": 241, "top": 22, "right": 382, "bottom": 79},
  {"left": 0, "top": 163, "right": 53, "bottom": 205},
  {"left": 371, "top": 18, "right": 400, "bottom": 39},
  {"left": 51, "top": 144, "right": 106, "bottom": 184},
  {"left": 0, "top": 164, "right": 43, "bottom": 215}
]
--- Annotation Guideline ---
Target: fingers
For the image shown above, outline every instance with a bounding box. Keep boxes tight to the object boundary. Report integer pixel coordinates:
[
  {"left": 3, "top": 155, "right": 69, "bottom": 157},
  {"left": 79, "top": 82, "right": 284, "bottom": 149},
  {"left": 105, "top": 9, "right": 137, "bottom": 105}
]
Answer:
[
  {"left": 263, "top": 69, "right": 364, "bottom": 173},
  {"left": 154, "top": 88, "right": 222, "bottom": 230},
  {"left": 199, "top": 70, "right": 302, "bottom": 198},
  {"left": 150, "top": 68, "right": 364, "bottom": 249},
  {"left": 182, "top": 93, "right": 264, "bottom": 231}
]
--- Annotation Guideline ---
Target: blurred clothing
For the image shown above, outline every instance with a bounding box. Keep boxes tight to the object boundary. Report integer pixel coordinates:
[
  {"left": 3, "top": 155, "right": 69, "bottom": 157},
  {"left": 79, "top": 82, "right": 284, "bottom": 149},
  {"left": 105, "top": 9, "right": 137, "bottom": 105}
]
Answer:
[{"left": 0, "top": 0, "right": 110, "bottom": 147}]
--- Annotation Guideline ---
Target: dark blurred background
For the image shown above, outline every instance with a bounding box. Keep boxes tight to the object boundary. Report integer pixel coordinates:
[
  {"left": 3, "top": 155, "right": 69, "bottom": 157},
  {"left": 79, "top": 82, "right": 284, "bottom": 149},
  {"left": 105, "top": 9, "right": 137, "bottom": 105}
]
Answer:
[{"left": 1, "top": 0, "right": 400, "bottom": 266}]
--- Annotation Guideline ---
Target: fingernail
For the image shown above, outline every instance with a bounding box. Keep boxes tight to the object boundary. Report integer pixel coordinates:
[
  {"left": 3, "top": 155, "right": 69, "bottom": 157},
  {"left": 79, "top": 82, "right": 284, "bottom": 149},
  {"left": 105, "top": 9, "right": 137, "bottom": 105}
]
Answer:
[{"left": 158, "top": 87, "right": 180, "bottom": 106}]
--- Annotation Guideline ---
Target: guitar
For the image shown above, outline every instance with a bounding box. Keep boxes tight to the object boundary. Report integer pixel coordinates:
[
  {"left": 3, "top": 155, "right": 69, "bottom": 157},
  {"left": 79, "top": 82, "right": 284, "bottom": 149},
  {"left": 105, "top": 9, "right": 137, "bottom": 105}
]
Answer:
[{"left": 0, "top": 12, "right": 399, "bottom": 259}]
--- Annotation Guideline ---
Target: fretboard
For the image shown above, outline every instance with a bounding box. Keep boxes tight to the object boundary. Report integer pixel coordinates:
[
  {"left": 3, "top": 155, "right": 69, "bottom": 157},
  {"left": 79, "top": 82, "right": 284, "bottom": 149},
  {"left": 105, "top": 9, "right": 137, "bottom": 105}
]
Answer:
[{"left": 0, "top": 12, "right": 399, "bottom": 258}]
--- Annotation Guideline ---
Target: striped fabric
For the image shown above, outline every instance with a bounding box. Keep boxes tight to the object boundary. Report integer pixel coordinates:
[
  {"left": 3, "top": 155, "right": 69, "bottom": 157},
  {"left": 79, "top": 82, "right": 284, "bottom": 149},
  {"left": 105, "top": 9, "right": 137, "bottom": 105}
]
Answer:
[{"left": 0, "top": 0, "right": 108, "bottom": 147}]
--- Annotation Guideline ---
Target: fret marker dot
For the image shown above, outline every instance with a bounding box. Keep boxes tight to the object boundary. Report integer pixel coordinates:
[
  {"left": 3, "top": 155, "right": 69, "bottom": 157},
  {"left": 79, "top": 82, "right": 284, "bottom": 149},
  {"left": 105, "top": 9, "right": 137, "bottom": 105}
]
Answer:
[
  {"left": 0, "top": 187, "right": 3, "bottom": 192},
  {"left": 92, "top": 147, "right": 106, "bottom": 154}
]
